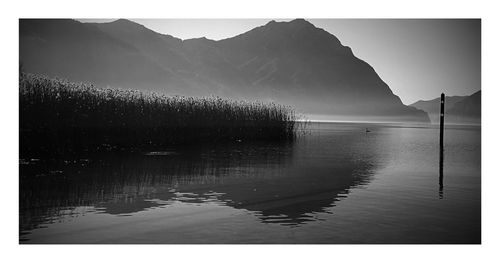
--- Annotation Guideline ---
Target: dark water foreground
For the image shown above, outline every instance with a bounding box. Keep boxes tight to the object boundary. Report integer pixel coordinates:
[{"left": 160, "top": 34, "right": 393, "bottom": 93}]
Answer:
[{"left": 19, "top": 122, "right": 481, "bottom": 244}]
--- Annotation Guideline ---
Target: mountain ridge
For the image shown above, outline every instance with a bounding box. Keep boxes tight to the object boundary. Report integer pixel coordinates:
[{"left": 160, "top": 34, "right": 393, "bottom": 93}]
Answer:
[
  {"left": 410, "top": 91, "right": 480, "bottom": 124},
  {"left": 20, "top": 18, "right": 430, "bottom": 123}
]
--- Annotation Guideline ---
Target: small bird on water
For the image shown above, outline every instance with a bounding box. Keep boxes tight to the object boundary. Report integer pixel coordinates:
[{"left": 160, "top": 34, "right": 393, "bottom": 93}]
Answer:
[{"left": 365, "top": 128, "right": 371, "bottom": 133}]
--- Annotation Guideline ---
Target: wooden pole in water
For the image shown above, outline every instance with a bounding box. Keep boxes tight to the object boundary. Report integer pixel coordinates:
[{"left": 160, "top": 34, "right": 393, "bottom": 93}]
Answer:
[
  {"left": 439, "top": 93, "right": 445, "bottom": 198},
  {"left": 440, "top": 93, "right": 445, "bottom": 149}
]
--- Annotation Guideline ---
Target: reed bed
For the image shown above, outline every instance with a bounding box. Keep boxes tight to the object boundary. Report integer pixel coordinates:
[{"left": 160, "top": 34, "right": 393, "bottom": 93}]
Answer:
[{"left": 19, "top": 73, "right": 297, "bottom": 156}]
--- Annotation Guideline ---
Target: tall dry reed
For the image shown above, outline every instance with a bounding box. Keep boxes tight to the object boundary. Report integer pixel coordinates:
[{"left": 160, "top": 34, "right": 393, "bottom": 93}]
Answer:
[{"left": 20, "top": 73, "right": 297, "bottom": 156}]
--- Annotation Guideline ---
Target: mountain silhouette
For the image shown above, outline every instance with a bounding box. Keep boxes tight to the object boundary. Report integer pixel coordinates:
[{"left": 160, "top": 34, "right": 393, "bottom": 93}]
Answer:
[
  {"left": 410, "top": 95, "right": 467, "bottom": 123},
  {"left": 446, "top": 90, "right": 481, "bottom": 124},
  {"left": 20, "top": 19, "right": 430, "bottom": 122},
  {"left": 410, "top": 91, "right": 480, "bottom": 124}
]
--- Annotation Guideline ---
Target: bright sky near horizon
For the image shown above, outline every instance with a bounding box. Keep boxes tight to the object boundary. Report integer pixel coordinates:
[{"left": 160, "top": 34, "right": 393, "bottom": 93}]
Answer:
[{"left": 80, "top": 19, "right": 481, "bottom": 105}]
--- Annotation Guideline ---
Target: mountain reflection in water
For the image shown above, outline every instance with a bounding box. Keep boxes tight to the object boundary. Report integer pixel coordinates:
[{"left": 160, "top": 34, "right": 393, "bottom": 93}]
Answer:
[{"left": 20, "top": 127, "right": 380, "bottom": 238}]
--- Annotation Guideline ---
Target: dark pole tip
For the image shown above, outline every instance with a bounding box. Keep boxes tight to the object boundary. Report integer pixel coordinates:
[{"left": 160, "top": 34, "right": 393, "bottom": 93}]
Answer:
[{"left": 440, "top": 93, "right": 445, "bottom": 148}]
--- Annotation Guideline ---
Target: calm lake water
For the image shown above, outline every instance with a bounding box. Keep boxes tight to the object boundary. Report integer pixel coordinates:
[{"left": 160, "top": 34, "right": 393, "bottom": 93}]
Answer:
[{"left": 19, "top": 122, "right": 481, "bottom": 244}]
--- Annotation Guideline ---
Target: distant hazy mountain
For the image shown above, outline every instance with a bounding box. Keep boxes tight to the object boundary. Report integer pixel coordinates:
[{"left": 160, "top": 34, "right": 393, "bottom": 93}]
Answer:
[
  {"left": 410, "top": 91, "right": 480, "bottom": 124},
  {"left": 409, "top": 95, "right": 467, "bottom": 123},
  {"left": 446, "top": 91, "right": 481, "bottom": 124},
  {"left": 20, "top": 18, "right": 430, "bottom": 123}
]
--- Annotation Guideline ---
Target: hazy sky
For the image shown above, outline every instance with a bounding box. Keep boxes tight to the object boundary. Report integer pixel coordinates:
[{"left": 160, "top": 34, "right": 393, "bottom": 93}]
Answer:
[{"left": 81, "top": 19, "right": 481, "bottom": 104}]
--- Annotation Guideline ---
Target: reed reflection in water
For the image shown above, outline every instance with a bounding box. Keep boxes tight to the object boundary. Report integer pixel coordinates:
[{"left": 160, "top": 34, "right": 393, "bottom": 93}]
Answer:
[{"left": 20, "top": 126, "right": 380, "bottom": 242}]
